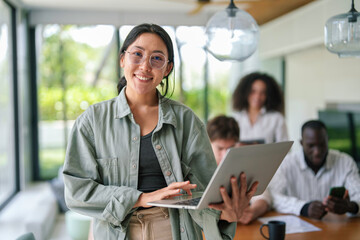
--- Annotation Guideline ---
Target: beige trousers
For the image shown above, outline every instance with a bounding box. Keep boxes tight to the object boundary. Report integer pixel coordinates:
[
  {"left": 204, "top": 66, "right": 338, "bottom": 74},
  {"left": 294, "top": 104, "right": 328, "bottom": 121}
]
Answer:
[{"left": 129, "top": 207, "right": 173, "bottom": 240}]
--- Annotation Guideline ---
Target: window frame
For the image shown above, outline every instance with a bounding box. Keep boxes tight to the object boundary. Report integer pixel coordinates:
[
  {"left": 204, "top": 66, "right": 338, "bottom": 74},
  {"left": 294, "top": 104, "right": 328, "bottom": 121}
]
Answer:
[{"left": 0, "top": 0, "right": 20, "bottom": 211}]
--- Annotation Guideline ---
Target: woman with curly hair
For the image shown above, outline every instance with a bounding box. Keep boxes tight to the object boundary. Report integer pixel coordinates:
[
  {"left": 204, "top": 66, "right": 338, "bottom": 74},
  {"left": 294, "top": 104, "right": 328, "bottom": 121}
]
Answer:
[{"left": 232, "top": 72, "right": 288, "bottom": 144}]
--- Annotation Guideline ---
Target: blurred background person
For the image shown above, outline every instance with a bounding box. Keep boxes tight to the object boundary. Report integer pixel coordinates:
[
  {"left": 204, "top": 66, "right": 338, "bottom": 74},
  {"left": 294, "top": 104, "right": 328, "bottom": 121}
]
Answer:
[
  {"left": 206, "top": 115, "right": 239, "bottom": 165},
  {"left": 269, "top": 120, "right": 360, "bottom": 219},
  {"left": 207, "top": 115, "right": 271, "bottom": 224},
  {"left": 232, "top": 72, "right": 288, "bottom": 144}
]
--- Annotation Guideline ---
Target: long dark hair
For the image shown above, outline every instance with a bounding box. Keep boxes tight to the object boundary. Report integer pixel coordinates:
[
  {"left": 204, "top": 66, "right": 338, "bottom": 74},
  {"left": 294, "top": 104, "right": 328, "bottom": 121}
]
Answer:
[
  {"left": 117, "top": 23, "right": 175, "bottom": 97},
  {"left": 232, "top": 72, "right": 284, "bottom": 114}
]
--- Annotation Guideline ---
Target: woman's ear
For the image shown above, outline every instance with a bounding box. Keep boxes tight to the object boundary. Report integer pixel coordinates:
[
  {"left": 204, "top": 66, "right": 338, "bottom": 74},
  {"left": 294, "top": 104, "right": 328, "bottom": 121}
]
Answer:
[
  {"left": 120, "top": 53, "right": 125, "bottom": 68},
  {"left": 164, "top": 62, "right": 173, "bottom": 77}
]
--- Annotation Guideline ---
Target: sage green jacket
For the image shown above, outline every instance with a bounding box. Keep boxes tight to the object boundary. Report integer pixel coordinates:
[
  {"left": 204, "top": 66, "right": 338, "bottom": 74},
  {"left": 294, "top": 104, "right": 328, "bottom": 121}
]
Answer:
[{"left": 63, "top": 88, "right": 236, "bottom": 240}]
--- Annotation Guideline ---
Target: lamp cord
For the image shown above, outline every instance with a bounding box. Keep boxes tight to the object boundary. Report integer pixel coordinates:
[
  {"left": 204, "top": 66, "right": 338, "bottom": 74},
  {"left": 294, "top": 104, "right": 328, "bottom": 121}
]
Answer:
[
  {"left": 349, "top": 0, "right": 358, "bottom": 23},
  {"left": 227, "top": 0, "right": 237, "bottom": 10},
  {"left": 350, "top": 0, "right": 357, "bottom": 12}
]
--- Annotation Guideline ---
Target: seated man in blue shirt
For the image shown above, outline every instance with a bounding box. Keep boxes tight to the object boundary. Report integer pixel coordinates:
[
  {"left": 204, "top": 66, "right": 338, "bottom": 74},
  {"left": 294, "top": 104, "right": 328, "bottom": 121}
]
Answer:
[{"left": 270, "top": 120, "right": 360, "bottom": 219}]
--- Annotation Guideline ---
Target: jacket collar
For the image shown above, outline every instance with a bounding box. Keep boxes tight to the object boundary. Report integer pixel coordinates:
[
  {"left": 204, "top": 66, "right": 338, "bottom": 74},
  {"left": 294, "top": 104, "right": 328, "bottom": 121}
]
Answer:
[
  {"left": 114, "top": 87, "right": 131, "bottom": 119},
  {"left": 114, "top": 87, "right": 177, "bottom": 129}
]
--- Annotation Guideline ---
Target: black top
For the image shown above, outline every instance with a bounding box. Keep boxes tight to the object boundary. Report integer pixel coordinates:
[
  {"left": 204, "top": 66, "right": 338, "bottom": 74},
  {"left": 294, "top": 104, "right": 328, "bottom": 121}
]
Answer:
[{"left": 138, "top": 130, "right": 167, "bottom": 193}]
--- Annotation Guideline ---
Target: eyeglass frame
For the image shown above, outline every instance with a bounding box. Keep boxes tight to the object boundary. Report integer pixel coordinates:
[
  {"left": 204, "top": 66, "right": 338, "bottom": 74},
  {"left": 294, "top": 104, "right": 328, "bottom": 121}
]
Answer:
[{"left": 123, "top": 49, "right": 170, "bottom": 69}]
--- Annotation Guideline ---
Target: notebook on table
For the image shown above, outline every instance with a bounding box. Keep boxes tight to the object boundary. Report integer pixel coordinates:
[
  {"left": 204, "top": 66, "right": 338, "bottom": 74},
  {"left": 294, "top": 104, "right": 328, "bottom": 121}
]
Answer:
[{"left": 147, "top": 141, "right": 293, "bottom": 210}]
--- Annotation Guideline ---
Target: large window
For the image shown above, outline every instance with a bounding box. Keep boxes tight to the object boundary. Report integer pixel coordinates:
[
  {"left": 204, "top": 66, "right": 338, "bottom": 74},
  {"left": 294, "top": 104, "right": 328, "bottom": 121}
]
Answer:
[
  {"left": 36, "top": 25, "right": 118, "bottom": 179},
  {"left": 174, "top": 26, "right": 232, "bottom": 121},
  {"left": 36, "top": 24, "right": 233, "bottom": 180},
  {"left": 0, "top": 0, "right": 16, "bottom": 209}
]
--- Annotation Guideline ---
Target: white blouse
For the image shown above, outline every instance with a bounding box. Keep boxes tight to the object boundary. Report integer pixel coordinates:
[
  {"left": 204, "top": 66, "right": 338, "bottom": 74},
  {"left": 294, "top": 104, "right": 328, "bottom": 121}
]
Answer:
[{"left": 232, "top": 108, "right": 288, "bottom": 144}]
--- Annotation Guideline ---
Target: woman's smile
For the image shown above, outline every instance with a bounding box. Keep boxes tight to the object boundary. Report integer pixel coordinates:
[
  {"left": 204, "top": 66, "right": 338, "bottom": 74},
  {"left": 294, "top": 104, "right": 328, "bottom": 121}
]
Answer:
[{"left": 135, "top": 74, "right": 153, "bottom": 82}]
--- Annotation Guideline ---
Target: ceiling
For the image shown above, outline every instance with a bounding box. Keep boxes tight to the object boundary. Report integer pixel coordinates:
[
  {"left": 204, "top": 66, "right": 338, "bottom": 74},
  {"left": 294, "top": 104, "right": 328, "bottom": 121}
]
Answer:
[{"left": 21, "top": 0, "right": 317, "bottom": 26}]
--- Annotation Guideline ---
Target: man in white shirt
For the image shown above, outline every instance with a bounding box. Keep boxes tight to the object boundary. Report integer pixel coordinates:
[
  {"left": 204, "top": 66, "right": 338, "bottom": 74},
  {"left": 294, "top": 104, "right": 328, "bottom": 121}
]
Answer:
[{"left": 270, "top": 120, "right": 360, "bottom": 219}]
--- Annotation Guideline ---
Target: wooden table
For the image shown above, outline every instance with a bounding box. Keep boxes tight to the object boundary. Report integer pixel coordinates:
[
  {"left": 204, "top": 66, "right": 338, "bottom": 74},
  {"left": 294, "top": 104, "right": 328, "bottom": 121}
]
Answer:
[{"left": 234, "top": 211, "right": 360, "bottom": 240}]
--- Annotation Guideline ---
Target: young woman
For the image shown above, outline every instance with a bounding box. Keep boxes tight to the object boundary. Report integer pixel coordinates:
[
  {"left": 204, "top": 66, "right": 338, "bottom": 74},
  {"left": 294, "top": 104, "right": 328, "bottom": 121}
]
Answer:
[
  {"left": 231, "top": 72, "right": 288, "bottom": 224},
  {"left": 232, "top": 72, "right": 288, "bottom": 144},
  {"left": 63, "top": 23, "right": 257, "bottom": 240}
]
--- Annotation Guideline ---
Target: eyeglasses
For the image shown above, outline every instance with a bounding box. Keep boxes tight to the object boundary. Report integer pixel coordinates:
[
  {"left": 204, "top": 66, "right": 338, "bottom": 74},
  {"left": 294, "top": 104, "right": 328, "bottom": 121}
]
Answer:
[{"left": 124, "top": 49, "right": 169, "bottom": 69}]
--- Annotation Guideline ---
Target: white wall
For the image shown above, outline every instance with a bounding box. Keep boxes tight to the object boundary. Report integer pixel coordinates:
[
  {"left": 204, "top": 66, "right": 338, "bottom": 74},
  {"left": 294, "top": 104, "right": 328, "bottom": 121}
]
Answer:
[
  {"left": 286, "top": 44, "right": 360, "bottom": 150},
  {"left": 258, "top": 0, "right": 360, "bottom": 151}
]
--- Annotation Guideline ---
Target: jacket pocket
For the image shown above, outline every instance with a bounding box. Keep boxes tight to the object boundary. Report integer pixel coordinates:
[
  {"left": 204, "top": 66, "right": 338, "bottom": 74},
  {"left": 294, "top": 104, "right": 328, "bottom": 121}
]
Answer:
[
  {"left": 181, "top": 162, "right": 205, "bottom": 190},
  {"left": 96, "top": 157, "right": 119, "bottom": 186}
]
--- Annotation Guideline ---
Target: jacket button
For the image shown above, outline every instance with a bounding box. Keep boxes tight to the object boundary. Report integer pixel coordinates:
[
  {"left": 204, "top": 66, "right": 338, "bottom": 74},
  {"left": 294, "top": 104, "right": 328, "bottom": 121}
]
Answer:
[
  {"left": 180, "top": 227, "right": 185, "bottom": 233},
  {"left": 133, "top": 136, "right": 138, "bottom": 141},
  {"left": 166, "top": 171, "right": 172, "bottom": 176},
  {"left": 155, "top": 145, "right": 162, "bottom": 150},
  {"left": 132, "top": 164, "right": 136, "bottom": 169},
  {"left": 138, "top": 214, "right": 144, "bottom": 219}
]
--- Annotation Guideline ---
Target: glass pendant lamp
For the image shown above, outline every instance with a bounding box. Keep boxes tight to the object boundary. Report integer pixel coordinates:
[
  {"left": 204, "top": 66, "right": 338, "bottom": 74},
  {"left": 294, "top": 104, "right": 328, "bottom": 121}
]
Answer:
[
  {"left": 324, "top": 0, "right": 360, "bottom": 57},
  {"left": 205, "top": 0, "right": 259, "bottom": 61}
]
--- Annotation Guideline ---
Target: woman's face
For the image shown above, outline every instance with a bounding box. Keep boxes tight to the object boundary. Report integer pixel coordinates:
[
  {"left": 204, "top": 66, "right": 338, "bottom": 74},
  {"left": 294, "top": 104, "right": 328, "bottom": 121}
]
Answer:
[
  {"left": 120, "top": 33, "right": 173, "bottom": 96},
  {"left": 248, "top": 79, "right": 267, "bottom": 110}
]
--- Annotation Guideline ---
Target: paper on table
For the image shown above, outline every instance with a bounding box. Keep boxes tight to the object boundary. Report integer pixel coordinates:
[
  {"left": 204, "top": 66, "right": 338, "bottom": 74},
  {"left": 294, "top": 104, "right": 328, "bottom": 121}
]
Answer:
[{"left": 258, "top": 215, "right": 321, "bottom": 234}]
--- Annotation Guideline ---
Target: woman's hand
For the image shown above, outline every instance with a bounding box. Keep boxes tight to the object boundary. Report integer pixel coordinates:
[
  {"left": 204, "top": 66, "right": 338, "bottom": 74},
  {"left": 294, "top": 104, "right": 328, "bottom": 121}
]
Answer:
[
  {"left": 239, "top": 199, "right": 269, "bottom": 224},
  {"left": 134, "top": 181, "right": 197, "bottom": 208},
  {"left": 238, "top": 206, "right": 254, "bottom": 224},
  {"left": 208, "top": 173, "right": 258, "bottom": 222}
]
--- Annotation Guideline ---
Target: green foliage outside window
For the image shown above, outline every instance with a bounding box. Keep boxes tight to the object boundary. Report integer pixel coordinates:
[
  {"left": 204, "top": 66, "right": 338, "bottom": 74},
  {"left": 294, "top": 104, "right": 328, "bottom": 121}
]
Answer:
[{"left": 38, "top": 86, "right": 117, "bottom": 121}]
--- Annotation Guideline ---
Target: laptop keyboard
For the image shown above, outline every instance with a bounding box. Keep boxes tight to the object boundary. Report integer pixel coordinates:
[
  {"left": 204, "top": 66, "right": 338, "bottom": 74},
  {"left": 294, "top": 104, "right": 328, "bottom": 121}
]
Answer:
[{"left": 173, "top": 197, "right": 201, "bottom": 206}]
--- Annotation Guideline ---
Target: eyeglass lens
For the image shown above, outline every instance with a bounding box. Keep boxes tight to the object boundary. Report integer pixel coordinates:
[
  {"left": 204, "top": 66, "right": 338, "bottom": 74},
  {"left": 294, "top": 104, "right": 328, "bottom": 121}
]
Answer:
[{"left": 127, "top": 49, "right": 167, "bottom": 69}]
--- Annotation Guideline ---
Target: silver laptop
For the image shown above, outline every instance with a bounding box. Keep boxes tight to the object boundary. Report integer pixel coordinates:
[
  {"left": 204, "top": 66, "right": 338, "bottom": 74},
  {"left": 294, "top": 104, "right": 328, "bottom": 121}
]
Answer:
[{"left": 147, "top": 141, "right": 293, "bottom": 210}]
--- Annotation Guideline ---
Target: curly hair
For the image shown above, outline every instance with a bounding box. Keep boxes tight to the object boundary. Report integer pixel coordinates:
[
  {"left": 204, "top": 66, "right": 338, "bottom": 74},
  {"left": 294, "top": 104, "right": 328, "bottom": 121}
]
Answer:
[
  {"left": 232, "top": 72, "right": 284, "bottom": 114},
  {"left": 207, "top": 115, "right": 240, "bottom": 142}
]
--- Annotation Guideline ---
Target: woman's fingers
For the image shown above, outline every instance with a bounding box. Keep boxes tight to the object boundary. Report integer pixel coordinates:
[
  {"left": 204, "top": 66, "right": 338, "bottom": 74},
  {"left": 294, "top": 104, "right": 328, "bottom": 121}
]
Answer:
[
  {"left": 220, "top": 187, "right": 232, "bottom": 206},
  {"left": 239, "top": 173, "right": 248, "bottom": 197},
  {"left": 208, "top": 187, "right": 231, "bottom": 211},
  {"left": 184, "top": 188, "right": 193, "bottom": 196},
  {"left": 168, "top": 181, "right": 196, "bottom": 191},
  {"left": 164, "top": 181, "right": 196, "bottom": 198},
  {"left": 231, "top": 177, "right": 240, "bottom": 201},
  {"left": 208, "top": 173, "right": 260, "bottom": 222},
  {"left": 247, "top": 181, "right": 258, "bottom": 198},
  {"left": 138, "top": 181, "right": 197, "bottom": 208},
  {"left": 163, "top": 189, "right": 181, "bottom": 198},
  {"left": 168, "top": 181, "right": 190, "bottom": 189}
]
